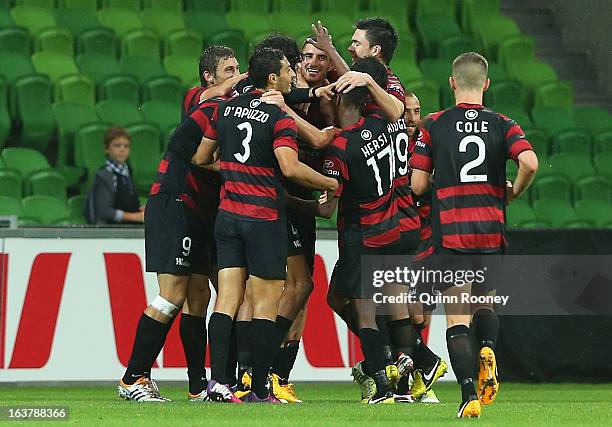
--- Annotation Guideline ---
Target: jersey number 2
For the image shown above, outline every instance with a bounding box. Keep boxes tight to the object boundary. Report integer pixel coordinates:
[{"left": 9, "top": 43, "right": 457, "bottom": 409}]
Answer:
[
  {"left": 234, "top": 122, "right": 252, "bottom": 163},
  {"left": 459, "top": 135, "right": 487, "bottom": 182}
]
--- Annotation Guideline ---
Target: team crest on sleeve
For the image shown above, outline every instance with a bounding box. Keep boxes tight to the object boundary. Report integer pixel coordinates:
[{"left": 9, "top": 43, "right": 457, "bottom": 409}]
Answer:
[
  {"left": 249, "top": 98, "right": 261, "bottom": 108},
  {"left": 361, "top": 129, "right": 372, "bottom": 140},
  {"left": 465, "top": 109, "right": 479, "bottom": 120}
]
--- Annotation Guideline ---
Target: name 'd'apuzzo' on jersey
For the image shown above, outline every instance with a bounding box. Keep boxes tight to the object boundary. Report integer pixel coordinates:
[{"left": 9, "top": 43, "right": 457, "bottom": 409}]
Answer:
[{"left": 223, "top": 100, "right": 270, "bottom": 123}]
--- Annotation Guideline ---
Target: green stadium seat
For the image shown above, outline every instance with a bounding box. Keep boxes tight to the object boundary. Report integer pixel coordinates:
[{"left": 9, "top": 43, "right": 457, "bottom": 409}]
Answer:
[
  {"left": 34, "top": 27, "right": 74, "bottom": 56},
  {"left": 0, "top": 8, "right": 13, "bottom": 27},
  {"left": 333, "top": 32, "right": 354, "bottom": 65},
  {"left": 126, "top": 122, "right": 162, "bottom": 194},
  {"left": 163, "top": 54, "right": 198, "bottom": 87},
  {"left": 515, "top": 219, "right": 551, "bottom": 228},
  {"left": 551, "top": 128, "right": 591, "bottom": 157},
  {"left": 506, "top": 202, "right": 536, "bottom": 228},
  {"left": 140, "top": 9, "right": 186, "bottom": 38},
  {"left": 163, "top": 29, "right": 202, "bottom": 58},
  {"left": 140, "top": 100, "right": 180, "bottom": 145},
  {"left": 393, "top": 35, "right": 417, "bottom": 64},
  {"left": 531, "top": 106, "right": 577, "bottom": 135},
  {"left": 185, "top": 0, "right": 225, "bottom": 11},
  {"left": 230, "top": 0, "right": 269, "bottom": 12},
  {"left": 226, "top": 11, "right": 272, "bottom": 41},
  {"left": 594, "top": 130, "right": 612, "bottom": 154},
  {"left": 472, "top": 15, "right": 520, "bottom": 59},
  {"left": 531, "top": 175, "right": 571, "bottom": 202},
  {"left": 2, "top": 147, "right": 50, "bottom": 177},
  {"left": 11, "top": 5, "right": 56, "bottom": 35},
  {"left": 543, "top": 153, "right": 595, "bottom": 182},
  {"left": 438, "top": 34, "right": 479, "bottom": 62},
  {"left": 573, "top": 175, "right": 611, "bottom": 202},
  {"left": 485, "top": 79, "right": 528, "bottom": 109},
  {"left": 27, "top": 169, "right": 67, "bottom": 200},
  {"left": 67, "top": 194, "right": 87, "bottom": 224},
  {"left": 572, "top": 106, "right": 612, "bottom": 136},
  {"left": 76, "top": 27, "right": 117, "bottom": 57},
  {"left": 416, "top": 15, "right": 461, "bottom": 57},
  {"left": 369, "top": 0, "right": 410, "bottom": 29},
  {"left": 58, "top": 0, "right": 98, "bottom": 10},
  {"left": 506, "top": 160, "right": 518, "bottom": 181},
  {"left": 207, "top": 29, "right": 248, "bottom": 67},
  {"left": 488, "top": 61, "right": 508, "bottom": 83},
  {"left": 563, "top": 219, "right": 595, "bottom": 228},
  {"left": 52, "top": 101, "right": 100, "bottom": 165},
  {"left": 534, "top": 80, "right": 573, "bottom": 110},
  {"left": 269, "top": 12, "right": 310, "bottom": 40},
  {"left": 120, "top": 55, "right": 167, "bottom": 84},
  {"left": 508, "top": 59, "right": 557, "bottom": 94},
  {"left": 142, "top": 75, "right": 183, "bottom": 104},
  {"left": 0, "top": 77, "right": 9, "bottom": 148},
  {"left": 525, "top": 129, "right": 550, "bottom": 160},
  {"left": 31, "top": 52, "right": 79, "bottom": 83},
  {"left": 416, "top": 0, "right": 456, "bottom": 18},
  {"left": 0, "top": 169, "right": 22, "bottom": 200},
  {"left": 143, "top": 0, "right": 183, "bottom": 14},
  {"left": 10, "top": 75, "right": 55, "bottom": 151},
  {"left": 101, "top": 0, "right": 141, "bottom": 11},
  {"left": 0, "top": 195, "right": 23, "bottom": 217},
  {"left": 272, "top": 0, "right": 313, "bottom": 14},
  {"left": 97, "top": 8, "right": 143, "bottom": 37},
  {"left": 575, "top": 200, "right": 612, "bottom": 228},
  {"left": 404, "top": 79, "right": 440, "bottom": 113},
  {"left": 532, "top": 199, "right": 580, "bottom": 228},
  {"left": 22, "top": 195, "right": 69, "bottom": 225},
  {"left": 0, "top": 26, "right": 30, "bottom": 55},
  {"left": 54, "top": 74, "right": 96, "bottom": 106},
  {"left": 0, "top": 52, "right": 35, "bottom": 83},
  {"left": 96, "top": 99, "right": 145, "bottom": 127},
  {"left": 594, "top": 152, "right": 612, "bottom": 181},
  {"left": 497, "top": 35, "right": 535, "bottom": 70},
  {"left": 392, "top": 61, "right": 424, "bottom": 86},
  {"left": 461, "top": 0, "right": 501, "bottom": 34},
  {"left": 490, "top": 104, "right": 533, "bottom": 128},
  {"left": 76, "top": 53, "right": 121, "bottom": 84},
  {"left": 74, "top": 122, "right": 107, "bottom": 189},
  {"left": 184, "top": 10, "right": 229, "bottom": 41},
  {"left": 121, "top": 29, "right": 160, "bottom": 60},
  {"left": 98, "top": 74, "right": 140, "bottom": 104},
  {"left": 15, "top": 0, "right": 55, "bottom": 9},
  {"left": 418, "top": 58, "right": 451, "bottom": 88},
  {"left": 55, "top": 8, "right": 101, "bottom": 36}
]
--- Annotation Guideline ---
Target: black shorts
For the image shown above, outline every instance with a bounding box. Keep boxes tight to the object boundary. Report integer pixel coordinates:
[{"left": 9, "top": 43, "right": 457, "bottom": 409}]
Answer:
[
  {"left": 286, "top": 216, "right": 316, "bottom": 272},
  {"left": 145, "top": 193, "right": 215, "bottom": 275},
  {"left": 387, "top": 230, "right": 420, "bottom": 256},
  {"left": 215, "top": 211, "right": 287, "bottom": 280}
]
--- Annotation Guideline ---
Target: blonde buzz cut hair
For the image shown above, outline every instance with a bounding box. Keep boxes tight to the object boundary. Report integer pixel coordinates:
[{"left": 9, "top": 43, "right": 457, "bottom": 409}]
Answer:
[{"left": 452, "top": 52, "right": 489, "bottom": 90}]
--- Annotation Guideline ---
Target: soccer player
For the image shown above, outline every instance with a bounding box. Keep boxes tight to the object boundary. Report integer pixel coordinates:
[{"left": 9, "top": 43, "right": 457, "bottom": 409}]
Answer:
[
  {"left": 193, "top": 48, "right": 338, "bottom": 404},
  {"left": 116, "top": 47, "right": 240, "bottom": 403},
  {"left": 410, "top": 52, "right": 538, "bottom": 417}
]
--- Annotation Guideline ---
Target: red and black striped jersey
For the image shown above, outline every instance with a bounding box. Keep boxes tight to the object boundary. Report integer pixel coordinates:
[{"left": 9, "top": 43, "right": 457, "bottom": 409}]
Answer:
[
  {"left": 150, "top": 96, "right": 223, "bottom": 218},
  {"left": 364, "top": 67, "right": 406, "bottom": 116},
  {"left": 389, "top": 119, "right": 420, "bottom": 234},
  {"left": 323, "top": 115, "right": 401, "bottom": 248},
  {"left": 410, "top": 103, "right": 533, "bottom": 253},
  {"left": 211, "top": 90, "right": 298, "bottom": 221},
  {"left": 182, "top": 86, "right": 206, "bottom": 121}
]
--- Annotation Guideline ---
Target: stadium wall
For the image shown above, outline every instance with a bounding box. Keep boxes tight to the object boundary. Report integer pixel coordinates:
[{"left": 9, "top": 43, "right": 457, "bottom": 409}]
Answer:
[{"left": 1, "top": 229, "right": 611, "bottom": 383}]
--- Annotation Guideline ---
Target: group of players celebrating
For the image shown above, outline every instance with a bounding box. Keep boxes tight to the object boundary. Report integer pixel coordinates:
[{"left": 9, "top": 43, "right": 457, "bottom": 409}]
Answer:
[{"left": 116, "top": 15, "right": 539, "bottom": 419}]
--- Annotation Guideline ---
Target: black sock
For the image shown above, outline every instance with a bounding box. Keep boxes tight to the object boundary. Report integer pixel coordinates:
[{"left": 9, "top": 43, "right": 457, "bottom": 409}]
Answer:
[
  {"left": 387, "top": 318, "right": 417, "bottom": 358},
  {"left": 446, "top": 325, "right": 477, "bottom": 402},
  {"left": 339, "top": 304, "right": 358, "bottom": 334},
  {"left": 179, "top": 313, "right": 207, "bottom": 395},
  {"left": 357, "top": 328, "right": 387, "bottom": 378},
  {"left": 208, "top": 312, "right": 233, "bottom": 384},
  {"left": 274, "top": 315, "right": 293, "bottom": 349},
  {"left": 226, "top": 321, "right": 238, "bottom": 387},
  {"left": 273, "top": 340, "right": 300, "bottom": 382},
  {"left": 472, "top": 309, "right": 500, "bottom": 350},
  {"left": 123, "top": 314, "right": 170, "bottom": 385},
  {"left": 236, "top": 320, "right": 252, "bottom": 373},
  {"left": 375, "top": 315, "right": 393, "bottom": 365},
  {"left": 412, "top": 322, "right": 438, "bottom": 371},
  {"left": 251, "top": 318, "right": 276, "bottom": 399}
]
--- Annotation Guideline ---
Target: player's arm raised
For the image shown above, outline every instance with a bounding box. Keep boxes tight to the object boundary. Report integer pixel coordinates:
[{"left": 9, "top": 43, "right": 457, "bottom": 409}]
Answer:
[
  {"left": 276, "top": 147, "right": 337, "bottom": 191},
  {"left": 311, "top": 21, "right": 350, "bottom": 75}
]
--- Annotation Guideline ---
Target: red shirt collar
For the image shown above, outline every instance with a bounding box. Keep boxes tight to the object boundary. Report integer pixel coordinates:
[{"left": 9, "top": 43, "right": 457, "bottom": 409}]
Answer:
[
  {"left": 344, "top": 116, "right": 365, "bottom": 131},
  {"left": 456, "top": 103, "right": 484, "bottom": 109}
]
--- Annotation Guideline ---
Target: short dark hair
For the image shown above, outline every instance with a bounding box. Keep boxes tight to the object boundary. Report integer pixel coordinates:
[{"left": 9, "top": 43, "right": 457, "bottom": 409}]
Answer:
[
  {"left": 255, "top": 34, "right": 301, "bottom": 70},
  {"left": 249, "top": 48, "right": 284, "bottom": 89},
  {"left": 198, "top": 45, "right": 235, "bottom": 87},
  {"left": 355, "top": 17, "right": 398, "bottom": 64},
  {"left": 104, "top": 127, "right": 130, "bottom": 148},
  {"left": 342, "top": 57, "right": 388, "bottom": 109}
]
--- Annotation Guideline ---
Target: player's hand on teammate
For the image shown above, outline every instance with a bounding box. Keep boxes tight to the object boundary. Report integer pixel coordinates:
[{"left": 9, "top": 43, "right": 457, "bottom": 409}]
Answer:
[
  {"left": 505, "top": 180, "right": 515, "bottom": 205},
  {"left": 334, "top": 71, "right": 372, "bottom": 93},
  {"left": 311, "top": 21, "right": 334, "bottom": 53},
  {"left": 261, "top": 89, "right": 286, "bottom": 109},
  {"left": 313, "top": 83, "right": 336, "bottom": 101}
]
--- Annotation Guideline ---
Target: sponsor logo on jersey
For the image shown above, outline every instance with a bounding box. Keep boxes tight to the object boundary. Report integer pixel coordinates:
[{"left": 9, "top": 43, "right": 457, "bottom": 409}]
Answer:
[
  {"left": 465, "top": 109, "right": 479, "bottom": 120},
  {"left": 323, "top": 159, "right": 334, "bottom": 169}
]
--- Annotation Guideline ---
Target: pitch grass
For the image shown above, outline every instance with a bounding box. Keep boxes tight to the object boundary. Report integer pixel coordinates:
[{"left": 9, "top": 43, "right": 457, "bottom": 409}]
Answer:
[{"left": 1, "top": 383, "right": 611, "bottom": 426}]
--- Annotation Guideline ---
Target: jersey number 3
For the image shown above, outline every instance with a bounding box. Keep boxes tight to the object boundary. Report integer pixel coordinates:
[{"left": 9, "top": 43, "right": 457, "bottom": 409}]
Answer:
[
  {"left": 459, "top": 135, "right": 487, "bottom": 182},
  {"left": 234, "top": 122, "right": 252, "bottom": 163}
]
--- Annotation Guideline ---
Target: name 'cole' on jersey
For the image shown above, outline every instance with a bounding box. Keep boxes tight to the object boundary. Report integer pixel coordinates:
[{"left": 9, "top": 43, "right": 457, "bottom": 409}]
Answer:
[
  {"left": 410, "top": 103, "right": 533, "bottom": 253},
  {"left": 212, "top": 89, "right": 298, "bottom": 221},
  {"left": 324, "top": 114, "right": 401, "bottom": 248}
]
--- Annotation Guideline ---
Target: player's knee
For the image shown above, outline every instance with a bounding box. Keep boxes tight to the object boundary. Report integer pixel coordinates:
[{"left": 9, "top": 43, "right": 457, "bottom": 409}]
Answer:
[{"left": 149, "top": 295, "right": 181, "bottom": 319}]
